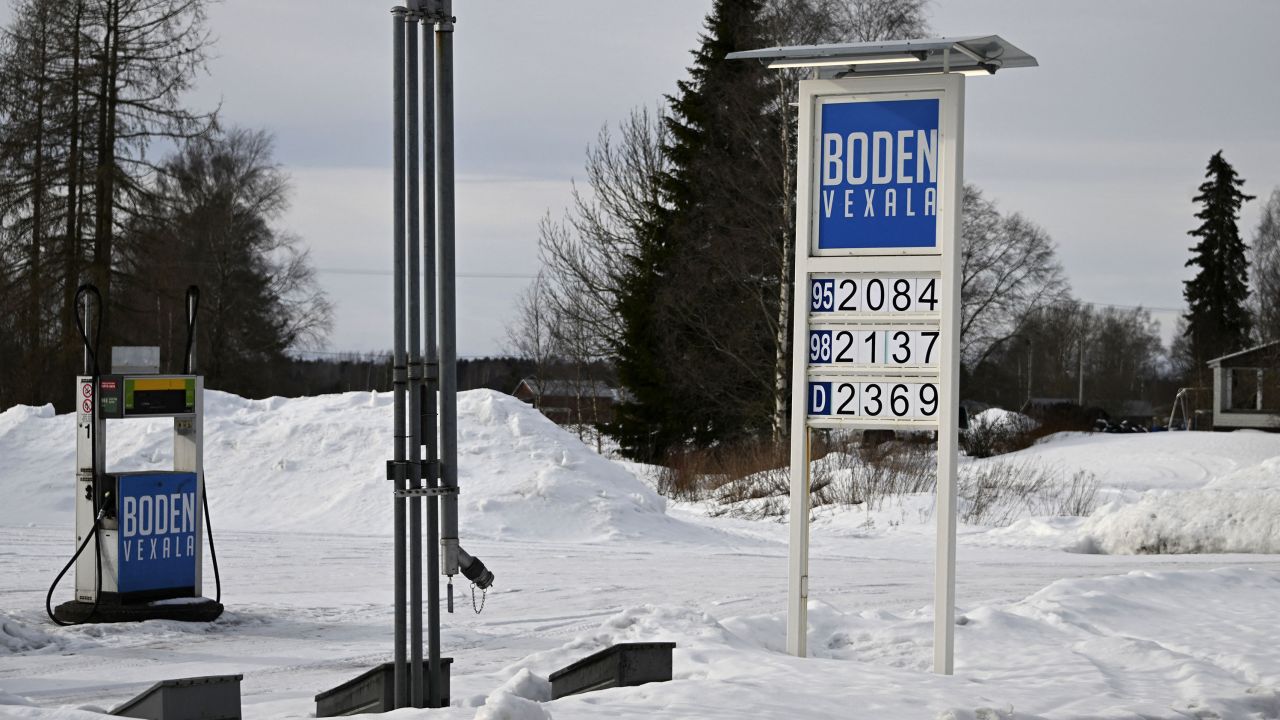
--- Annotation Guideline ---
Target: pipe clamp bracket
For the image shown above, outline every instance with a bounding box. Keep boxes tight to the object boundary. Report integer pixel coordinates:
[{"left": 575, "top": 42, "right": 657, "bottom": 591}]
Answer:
[
  {"left": 395, "top": 486, "right": 458, "bottom": 498},
  {"left": 386, "top": 460, "right": 410, "bottom": 481}
]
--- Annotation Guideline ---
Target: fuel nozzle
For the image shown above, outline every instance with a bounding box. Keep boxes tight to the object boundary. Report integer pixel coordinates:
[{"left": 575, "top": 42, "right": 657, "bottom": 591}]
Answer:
[{"left": 457, "top": 547, "right": 493, "bottom": 590}]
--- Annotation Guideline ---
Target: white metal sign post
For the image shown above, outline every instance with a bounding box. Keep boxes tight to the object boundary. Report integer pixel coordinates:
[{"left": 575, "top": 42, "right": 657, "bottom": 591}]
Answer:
[{"left": 786, "top": 73, "right": 964, "bottom": 673}]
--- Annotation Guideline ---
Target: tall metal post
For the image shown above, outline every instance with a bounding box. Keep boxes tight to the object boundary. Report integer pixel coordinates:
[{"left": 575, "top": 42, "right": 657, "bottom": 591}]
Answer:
[
  {"left": 933, "top": 77, "right": 966, "bottom": 676},
  {"left": 434, "top": 1, "right": 460, "bottom": 581},
  {"left": 785, "top": 424, "right": 811, "bottom": 657},
  {"left": 419, "top": 11, "right": 444, "bottom": 709},
  {"left": 404, "top": 10, "right": 426, "bottom": 707},
  {"left": 389, "top": 5, "right": 409, "bottom": 708}
]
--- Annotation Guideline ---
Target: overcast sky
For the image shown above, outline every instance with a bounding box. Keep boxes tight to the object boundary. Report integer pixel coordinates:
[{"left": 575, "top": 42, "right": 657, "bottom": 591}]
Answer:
[{"left": 16, "top": 1, "right": 1280, "bottom": 356}]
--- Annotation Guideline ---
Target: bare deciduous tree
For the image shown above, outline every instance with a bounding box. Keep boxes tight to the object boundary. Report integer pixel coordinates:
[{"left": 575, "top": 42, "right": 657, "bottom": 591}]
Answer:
[
  {"left": 758, "top": 0, "right": 930, "bottom": 439},
  {"left": 118, "top": 128, "right": 331, "bottom": 392},
  {"left": 960, "top": 184, "right": 1071, "bottom": 369},
  {"left": 88, "top": 0, "right": 218, "bottom": 341},
  {"left": 1251, "top": 188, "right": 1280, "bottom": 342},
  {"left": 535, "top": 106, "right": 668, "bottom": 362},
  {"left": 505, "top": 272, "right": 558, "bottom": 396}
]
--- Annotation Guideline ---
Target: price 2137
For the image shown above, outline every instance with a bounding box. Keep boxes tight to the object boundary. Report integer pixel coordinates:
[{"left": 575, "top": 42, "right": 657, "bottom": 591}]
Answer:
[
  {"left": 810, "top": 328, "right": 939, "bottom": 366},
  {"left": 808, "top": 381, "right": 939, "bottom": 421}
]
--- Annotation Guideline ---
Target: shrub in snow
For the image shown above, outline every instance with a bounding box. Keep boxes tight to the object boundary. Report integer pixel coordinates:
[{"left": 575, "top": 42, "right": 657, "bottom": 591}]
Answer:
[
  {"left": 962, "top": 409, "right": 1039, "bottom": 459},
  {"left": 958, "top": 461, "right": 1100, "bottom": 526}
]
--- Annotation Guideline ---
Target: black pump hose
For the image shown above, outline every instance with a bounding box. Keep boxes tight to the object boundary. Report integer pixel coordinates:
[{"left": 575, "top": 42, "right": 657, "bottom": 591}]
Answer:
[
  {"left": 46, "top": 285, "right": 105, "bottom": 626},
  {"left": 183, "top": 285, "right": 220, "bottom": 605},
  {"left": 182, "top": 286, "right": 199, "bottom": 375}
]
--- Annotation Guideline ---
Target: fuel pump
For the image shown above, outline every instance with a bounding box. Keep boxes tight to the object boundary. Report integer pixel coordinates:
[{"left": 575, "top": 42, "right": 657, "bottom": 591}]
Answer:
[{"left": 47, "top": 285, "right": 223, "bottom": 624}]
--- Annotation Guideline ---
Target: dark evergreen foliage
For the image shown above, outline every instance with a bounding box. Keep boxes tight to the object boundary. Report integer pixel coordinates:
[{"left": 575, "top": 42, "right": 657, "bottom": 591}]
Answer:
[
  {"left": 1183, "top": 150, "right": 1255, "bottom": 377},
  {"left": 610, "top": 0, "right": 785, "bottom": 462}
]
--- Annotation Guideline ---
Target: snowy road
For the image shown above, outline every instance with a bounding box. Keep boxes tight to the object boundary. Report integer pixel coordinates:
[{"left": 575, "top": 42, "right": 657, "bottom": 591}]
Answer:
[
  {"left": 3, "top": 392, "right": 1280, "bottom": 718},
  {"left": 5, "top": 522, "right": 1279, "bottom": 717}
]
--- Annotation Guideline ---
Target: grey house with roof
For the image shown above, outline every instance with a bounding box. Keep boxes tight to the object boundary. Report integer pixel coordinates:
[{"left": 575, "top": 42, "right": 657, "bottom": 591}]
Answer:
[{"left": 1207, "top": 341, "right": 1280, "bottom": 431}]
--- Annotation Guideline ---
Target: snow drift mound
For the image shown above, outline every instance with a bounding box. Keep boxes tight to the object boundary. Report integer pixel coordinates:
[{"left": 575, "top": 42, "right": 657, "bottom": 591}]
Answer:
[
  {"left": 1077, "top": 490, "right": 1280, "bottom": 554},
  {"left": 968, "top": 408, "right": 1035, "bottom": 433},
  {"left": 0, "top": 389, "right": 721, "bottom": 543}
]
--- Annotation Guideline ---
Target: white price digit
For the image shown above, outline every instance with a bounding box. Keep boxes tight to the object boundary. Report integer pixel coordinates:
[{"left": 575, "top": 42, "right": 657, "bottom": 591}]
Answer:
[
  {"left": 834, "top": 382, "right": 859, "bottom": 416},
  {"left": 837, "top": 278, "right": 859, "bottom": 311},
  {"left": 862, "top": 330, "right": 883, "bottom": 364},
  {"left": 917, "top": 383, "right": 939, "bottom": 418},
  {"left": 915, "top": 277, "right": 938, "bottom": 312},
  {"left": 916, "top": 330, "right": 940, "bottom": 366},
  {"left": 834, "top": 330, "right": 857, "bottom": 363},
  {"left": 889, "top": 383, "right": 911, "bottom": 417},
  {"left": 861, "top": 382, "right": 884, "bottom": 417},
  {"left": 864, "top": 278, "right": 886, "bottom": 312},
  {"left": 891, "top": 278, "right": 913, "bottom": 312},
  {"left": 889, "top": 330, "right": 912, "bottom": 365}
]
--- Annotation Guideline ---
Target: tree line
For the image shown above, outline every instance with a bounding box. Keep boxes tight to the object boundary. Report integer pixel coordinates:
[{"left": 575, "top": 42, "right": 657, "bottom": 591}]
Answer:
[
  {"left": 0, "top": 0, "right": 329, "bottom": 410},
  {"left": 513, "top": 0, "right": 1280, "bottom": 462}
]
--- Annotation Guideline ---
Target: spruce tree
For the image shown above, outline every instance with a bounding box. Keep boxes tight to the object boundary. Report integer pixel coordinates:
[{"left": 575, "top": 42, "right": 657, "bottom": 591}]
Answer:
[
  {"left": 611, "top": 0, "right": 781, "bottom": 461},
  {"left": 1183, "top": 150, "right": 1255, "bottom": 379}
]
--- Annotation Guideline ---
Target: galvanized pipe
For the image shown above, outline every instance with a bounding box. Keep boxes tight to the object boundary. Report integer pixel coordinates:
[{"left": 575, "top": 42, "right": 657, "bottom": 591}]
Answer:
[
  {"left": 419, "top": 12, "right": 443, "bottom": 709},
  {"left": 389, "top": 5, "right": 408, "bottom": 708},
  {"left": 435, "top": 2, "right": 460, "bottom": 578},
  {"left": 404, "top": 11, "right": 425, "bottom": 708}
]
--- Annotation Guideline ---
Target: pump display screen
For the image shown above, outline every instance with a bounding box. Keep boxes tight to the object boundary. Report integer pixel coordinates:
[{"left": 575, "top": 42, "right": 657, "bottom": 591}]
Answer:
[{"left": 124, "top": 377, "right": 195, "bottom": 416}]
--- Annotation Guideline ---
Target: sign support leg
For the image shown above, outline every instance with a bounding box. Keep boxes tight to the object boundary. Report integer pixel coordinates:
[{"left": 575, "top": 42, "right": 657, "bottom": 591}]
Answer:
[
  {"left": 934, "top": 76, "right": 964, "bottom": 675},
  {"left": 786, "top": 427, "right": 810, "bottom": 657},
  {"left": 933, "top": 426, "right": 957, "bottom": 674}
]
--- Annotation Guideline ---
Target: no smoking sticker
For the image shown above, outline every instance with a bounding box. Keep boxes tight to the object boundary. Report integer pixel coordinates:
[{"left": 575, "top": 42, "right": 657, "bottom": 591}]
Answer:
[{"left": 81, "top": 383, "right": 93, "bottom": 399}]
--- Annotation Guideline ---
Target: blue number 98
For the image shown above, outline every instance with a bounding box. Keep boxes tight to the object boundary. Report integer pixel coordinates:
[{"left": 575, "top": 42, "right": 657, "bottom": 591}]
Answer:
[{"left": 809, "top": 330, "right": 832, "bottom": 363}]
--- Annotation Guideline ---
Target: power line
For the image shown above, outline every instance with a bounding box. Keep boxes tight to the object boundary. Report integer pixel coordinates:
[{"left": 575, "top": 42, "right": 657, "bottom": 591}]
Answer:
[
  {"left": 314, "top": 269, "right": 1189, "bottom": 312},
  {"left": 1076, "top": 300, "right": 1183, "bottom": 314},
  {"left": 291, "top": 349, "right": 510, "bottom": 361},
  {"left": 316, "top": 267, "right": 535, "bottom": 280}
]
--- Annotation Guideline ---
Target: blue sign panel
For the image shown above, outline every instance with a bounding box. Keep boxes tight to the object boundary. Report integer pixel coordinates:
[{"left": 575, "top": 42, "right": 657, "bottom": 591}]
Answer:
[
  {"left": 816, "top": 98, "right": 939, "bottom": 250},
  {"left": 117, "top": 472, "right": 198, "bottom": 595},
  {"left": 808, "top": 382, "right": 833, "bottom": 416}
]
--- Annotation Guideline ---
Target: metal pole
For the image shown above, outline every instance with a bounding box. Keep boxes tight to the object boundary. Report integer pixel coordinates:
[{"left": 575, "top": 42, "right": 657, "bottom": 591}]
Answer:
[
  {"left": 389, "top": 5, "right": 409, "bottom": 708},
  {"left": 933, "top": 74, "right": 965, "bottom": 676},
  {"left": 405, "top": 11, "right": 425, "bottom": 707},
  {"left": 1077, "top": 334, "right": 1085, "bottom": 406},
  {"left": 82, "top": 295, "right": 90, "bottom": 374},
  {"left": 187, "top": 292, "right": 198, "bottom": 374},
  {"left": 786, "top": 426, "right": 811, "bottom": 656},
  {"left": 435, "top": 1, "right": 460, "bottom": 580},
  {"left": 419, "top": 11, "right": 443, "bottom": 708}
]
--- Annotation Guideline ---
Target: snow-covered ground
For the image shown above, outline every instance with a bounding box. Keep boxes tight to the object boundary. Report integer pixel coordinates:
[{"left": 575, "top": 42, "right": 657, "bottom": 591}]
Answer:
[{"left": 1, "top": 391, "right": 1279, "bottom": 718}]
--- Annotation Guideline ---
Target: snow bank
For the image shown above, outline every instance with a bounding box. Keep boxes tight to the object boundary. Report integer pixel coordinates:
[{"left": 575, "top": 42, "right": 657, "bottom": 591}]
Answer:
[
  {"left": 477, "top": 568, "right": 1280, "bottom": 720},
  {"left": 991, "top": 429, "right": 1280, "bottom": 494},
  {"left": 1077, "top": 490, "right": 1280, "bottom": 554},
  {"left": 0, "top": 389, "right": 723, "bottom": 544},
  {"left": 968, "top": 408, "right": 1035, "bottom": 433},
  {"left": 474, "top": 669, "right": 553, "bottom": 720},
  {"left": 0, "top": 613, "right": 61, "bottom": 655}
]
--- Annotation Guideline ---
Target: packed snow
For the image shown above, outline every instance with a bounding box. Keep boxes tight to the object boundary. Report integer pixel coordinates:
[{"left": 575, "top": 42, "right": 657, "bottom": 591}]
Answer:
[
  {"left": 1, "top": 391, "right": 1279, "bottom": 718},
  {"left": 967, "top": 407, "right": 1036, "bottom": 433}
]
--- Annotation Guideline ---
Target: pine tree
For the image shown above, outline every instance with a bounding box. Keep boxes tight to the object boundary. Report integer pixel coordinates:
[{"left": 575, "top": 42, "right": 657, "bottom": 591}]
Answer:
[{"left": 1183, "top": 150, "right": 1255, "bottom": 380}]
